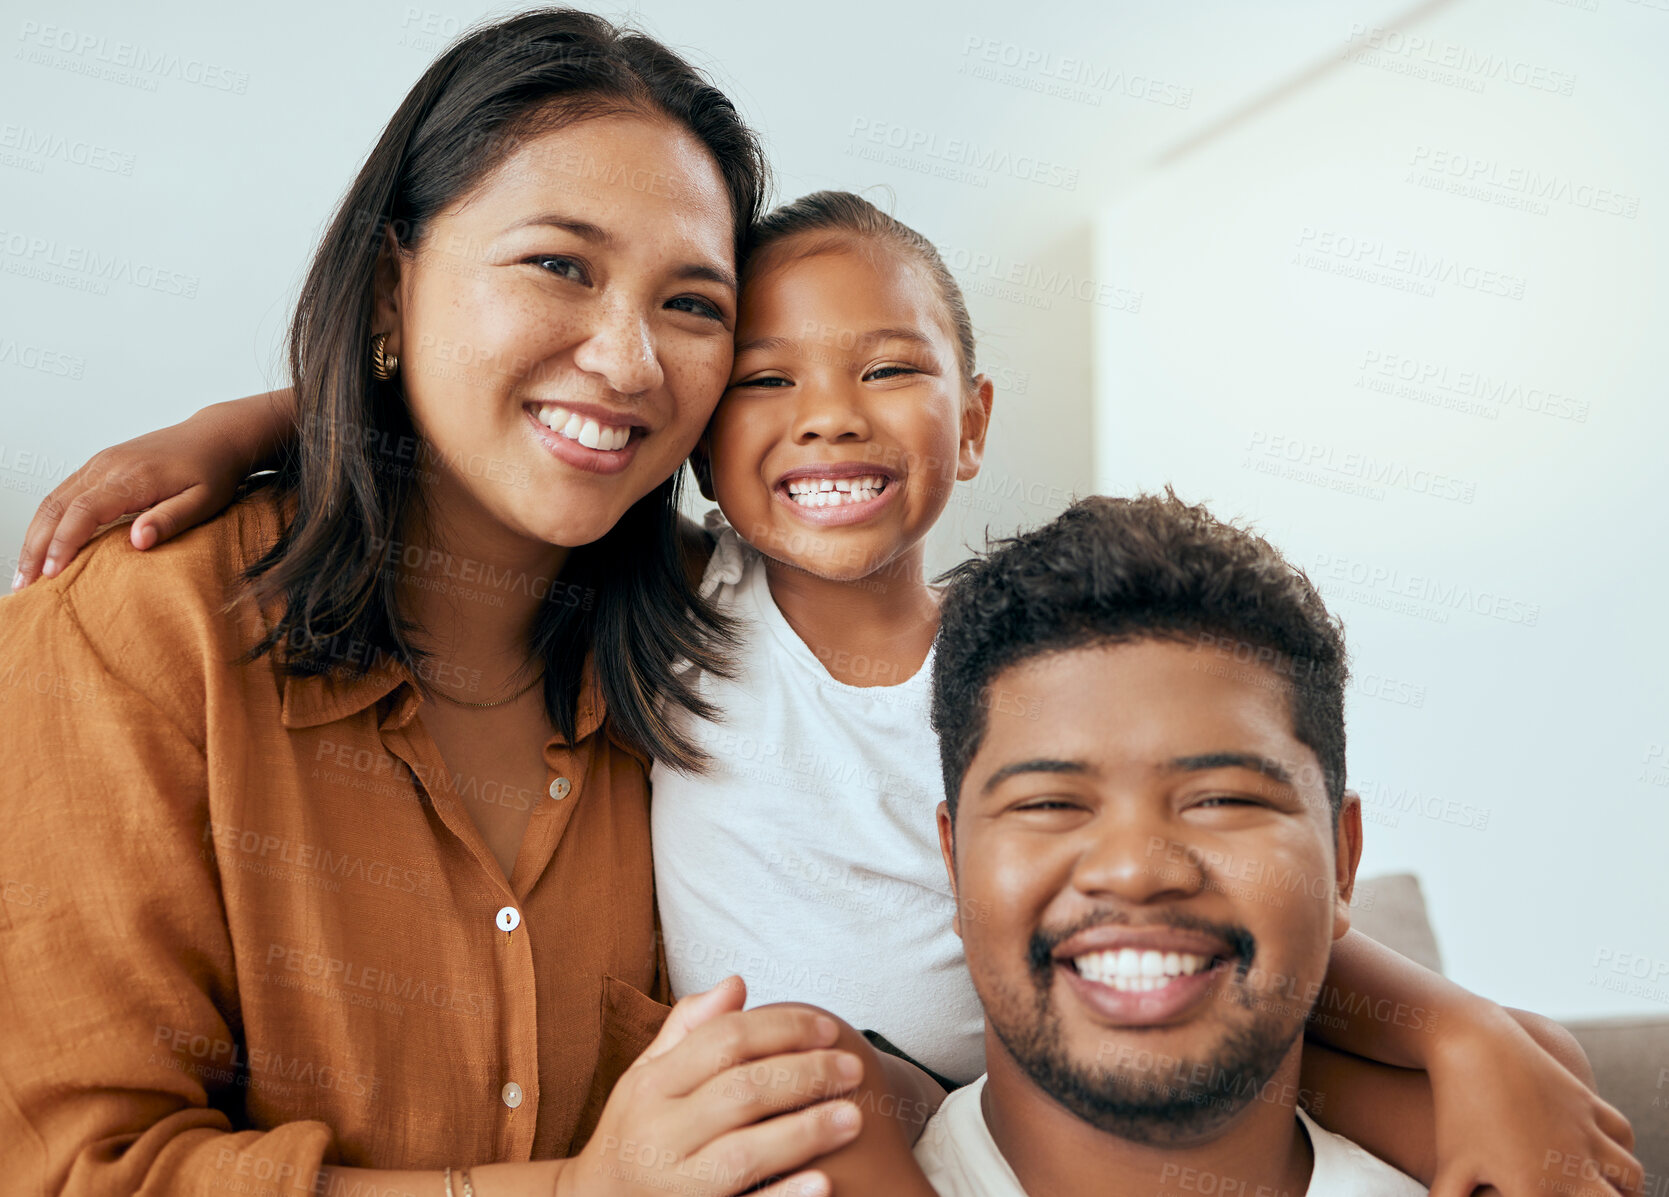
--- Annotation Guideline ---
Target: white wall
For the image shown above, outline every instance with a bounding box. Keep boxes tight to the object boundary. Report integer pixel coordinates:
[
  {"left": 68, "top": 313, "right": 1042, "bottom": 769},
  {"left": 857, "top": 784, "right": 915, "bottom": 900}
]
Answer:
[
  {"left": 1, "top": 0, "right": 1662, "bottom": 1019},
  {"left": 1093, "top": 0, "right": 1669, "bottom": 1020}
]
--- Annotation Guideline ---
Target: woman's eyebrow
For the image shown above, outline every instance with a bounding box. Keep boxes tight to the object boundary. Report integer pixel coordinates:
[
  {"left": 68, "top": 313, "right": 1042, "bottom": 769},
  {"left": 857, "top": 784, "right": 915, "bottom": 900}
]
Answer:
[{"left": 504, "top": 213, "right": 612, "bottom": 241}]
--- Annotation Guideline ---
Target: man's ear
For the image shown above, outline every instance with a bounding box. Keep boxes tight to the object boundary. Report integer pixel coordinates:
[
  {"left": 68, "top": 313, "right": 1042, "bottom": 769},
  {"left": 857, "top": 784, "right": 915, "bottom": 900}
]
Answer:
[
  {"left": 1332, "top": 788, "right": 1364, "bottom": 941},
  {"left": 955, "top": 374, "right": 996, "bottom": 483},
  {"left": 688, "top": 432, "right": 717, "bottom": 501},
  {"left": 372, "top": 225, "right": 407, "bottom": 356},
  {"left": 936, "top": 800, "right": 962, "bottom": 940}
]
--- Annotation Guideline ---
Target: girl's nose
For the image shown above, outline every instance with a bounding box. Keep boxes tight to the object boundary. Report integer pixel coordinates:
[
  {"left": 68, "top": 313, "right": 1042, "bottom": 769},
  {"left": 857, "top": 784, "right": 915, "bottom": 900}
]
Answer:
[{"left": 790, "top": 380, "right": 872, "bottom": 444}]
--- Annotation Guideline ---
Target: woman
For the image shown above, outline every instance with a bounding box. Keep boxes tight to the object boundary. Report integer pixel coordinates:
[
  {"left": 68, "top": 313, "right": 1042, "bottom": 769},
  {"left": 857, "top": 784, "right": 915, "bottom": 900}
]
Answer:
[{"left": 0, "top": 11, "right": 916, "bottom": 1197}]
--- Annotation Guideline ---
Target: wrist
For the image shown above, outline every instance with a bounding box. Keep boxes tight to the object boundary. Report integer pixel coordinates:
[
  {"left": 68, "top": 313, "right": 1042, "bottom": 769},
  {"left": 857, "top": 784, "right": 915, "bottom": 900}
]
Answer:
[{"left": 1428, "top": 994, "right": 1524, "bottom": 1069}]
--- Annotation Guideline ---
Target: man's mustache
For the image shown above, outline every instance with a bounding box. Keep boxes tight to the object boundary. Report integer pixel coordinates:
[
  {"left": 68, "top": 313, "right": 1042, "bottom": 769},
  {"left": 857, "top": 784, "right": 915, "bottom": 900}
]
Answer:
[{"left": 1026, "top": 909, "right": 1257, "bottom": 983}]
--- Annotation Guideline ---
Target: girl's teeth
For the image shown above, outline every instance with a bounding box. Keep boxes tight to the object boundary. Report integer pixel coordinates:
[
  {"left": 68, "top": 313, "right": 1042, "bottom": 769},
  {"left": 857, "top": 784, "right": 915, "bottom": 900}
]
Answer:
[
  {"left": 536, "top": 405, "right": 631, "bottom": 452},
  {"left": 783, "top": 475, "right": 888, "bottom": 507}
]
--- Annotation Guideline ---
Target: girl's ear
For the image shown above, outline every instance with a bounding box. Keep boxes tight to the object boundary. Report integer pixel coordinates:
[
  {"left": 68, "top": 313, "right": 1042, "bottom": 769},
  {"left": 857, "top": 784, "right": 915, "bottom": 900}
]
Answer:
[
  {"left": 956, "top": 373, "right": 996, "bottom": 483},
  {"left": 689, "top": 433, "right": 717, "bottom": 502}
]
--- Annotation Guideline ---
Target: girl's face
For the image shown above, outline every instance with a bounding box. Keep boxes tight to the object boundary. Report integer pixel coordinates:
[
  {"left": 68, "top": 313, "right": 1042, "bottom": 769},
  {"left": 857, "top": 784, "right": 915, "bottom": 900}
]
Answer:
[
  {"left": 706, "top": 239, "right": 992, "bottom": 582},
  {"left": 379, "top": 113, "right": 737, "bottom": 552}
]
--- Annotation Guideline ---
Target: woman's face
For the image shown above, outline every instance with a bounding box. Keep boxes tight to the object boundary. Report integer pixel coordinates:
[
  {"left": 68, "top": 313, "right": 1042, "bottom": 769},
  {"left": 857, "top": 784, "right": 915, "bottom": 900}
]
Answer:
[{"left": 380, "top": 112, "right": 737, "bottom": 551}]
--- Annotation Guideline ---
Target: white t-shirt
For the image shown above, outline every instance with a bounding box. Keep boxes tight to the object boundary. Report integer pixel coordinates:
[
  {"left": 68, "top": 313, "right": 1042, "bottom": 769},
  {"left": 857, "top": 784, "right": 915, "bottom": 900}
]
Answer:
[
  {"left": 649, "top": 513, "right": 986, "bottom": 1084},
  {"left": 914, "top": 1075, "right": 1428, "bottom": 1196}
]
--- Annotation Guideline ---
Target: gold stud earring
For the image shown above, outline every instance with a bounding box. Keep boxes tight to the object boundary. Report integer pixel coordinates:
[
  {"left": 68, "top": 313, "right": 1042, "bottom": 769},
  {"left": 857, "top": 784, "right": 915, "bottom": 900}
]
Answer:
[{"left": 371, "top": 332, "right": 399, "bottom": 380}]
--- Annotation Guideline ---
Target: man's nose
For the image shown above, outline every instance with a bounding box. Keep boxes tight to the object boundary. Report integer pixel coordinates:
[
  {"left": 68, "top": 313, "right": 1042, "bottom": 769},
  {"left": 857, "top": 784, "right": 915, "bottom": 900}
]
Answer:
[{"left": 1069, "top": 807, "right": 1207, "bottom": 905}]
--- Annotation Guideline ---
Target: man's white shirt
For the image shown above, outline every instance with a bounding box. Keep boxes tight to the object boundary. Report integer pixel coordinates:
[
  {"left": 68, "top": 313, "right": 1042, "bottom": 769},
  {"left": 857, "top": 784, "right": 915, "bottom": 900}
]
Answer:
[{"left": 914, "top": 1075, "right": 1428, "bottom": 1196}]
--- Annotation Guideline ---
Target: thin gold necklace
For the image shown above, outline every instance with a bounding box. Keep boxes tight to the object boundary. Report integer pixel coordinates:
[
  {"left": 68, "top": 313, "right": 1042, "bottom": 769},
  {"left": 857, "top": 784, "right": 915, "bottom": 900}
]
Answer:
[{"left": 427, "top": 670, "right": 545, "bottom": 710}]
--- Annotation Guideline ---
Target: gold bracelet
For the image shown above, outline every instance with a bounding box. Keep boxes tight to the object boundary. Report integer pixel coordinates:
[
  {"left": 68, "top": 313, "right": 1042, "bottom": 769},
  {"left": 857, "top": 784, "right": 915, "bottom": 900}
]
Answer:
[
  {"left": 458, "top": 1167, "right": 476, "bottom": 1197},
  {"left": 444, "top": 1165, "right": 456, "bottom": 1197}
]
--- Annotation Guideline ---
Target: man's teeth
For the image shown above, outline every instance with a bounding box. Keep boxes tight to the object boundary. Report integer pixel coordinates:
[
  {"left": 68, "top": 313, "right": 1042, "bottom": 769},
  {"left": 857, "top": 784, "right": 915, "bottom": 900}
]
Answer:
[
  {"left": 1072, "top": 949, "right": 1215, "bottom": 991},
  {"left": 536, "top": 404, "right": 631, "bottom": 452},
  {"left": 783, "top": 475, "right": 889, "bottom": 507}
]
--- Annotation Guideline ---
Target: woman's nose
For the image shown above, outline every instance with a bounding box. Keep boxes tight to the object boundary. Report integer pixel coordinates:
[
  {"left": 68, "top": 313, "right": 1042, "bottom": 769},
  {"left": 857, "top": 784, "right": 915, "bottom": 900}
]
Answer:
[{"left": 572, "top": 301, "right": 663, "bottom": 396}]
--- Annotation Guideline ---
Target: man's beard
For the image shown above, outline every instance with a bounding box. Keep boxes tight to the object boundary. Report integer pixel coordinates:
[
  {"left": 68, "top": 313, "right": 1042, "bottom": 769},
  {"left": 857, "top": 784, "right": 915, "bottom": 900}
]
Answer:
[{"left": 985, "top": 914, "right": 1303, "bottom": 1147}]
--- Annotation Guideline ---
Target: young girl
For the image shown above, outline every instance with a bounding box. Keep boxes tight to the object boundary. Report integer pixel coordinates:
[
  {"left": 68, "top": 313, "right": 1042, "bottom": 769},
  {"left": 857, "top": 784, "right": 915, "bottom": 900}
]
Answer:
[{"left": 16, "top": 191, "right": 1640, "bottom": 1194}]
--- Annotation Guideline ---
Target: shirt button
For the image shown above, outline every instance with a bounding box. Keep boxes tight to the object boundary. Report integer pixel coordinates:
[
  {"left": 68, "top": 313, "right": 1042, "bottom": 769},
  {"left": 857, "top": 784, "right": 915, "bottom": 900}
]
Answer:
[
  {"left": 549, "top": 776, "right": 571, "bottom": 801},
  {"left": 501, "top": 1081, "right": 523, "bottom": 1109},
  {"left": 495, "top": 906, "right": 520, "bottom": 932}
]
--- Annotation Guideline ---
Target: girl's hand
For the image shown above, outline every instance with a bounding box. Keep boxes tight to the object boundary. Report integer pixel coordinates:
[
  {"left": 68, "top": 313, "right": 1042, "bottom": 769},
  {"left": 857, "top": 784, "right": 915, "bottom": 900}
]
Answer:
[
  {"left": 15, "top": 392, "right": 292, "bottom": 589},
  {"left": 557, "top": 977, "right": 865, "bottom": 1197},
  {"left": 1428, "top": 1006, "right": 1641, "bottom": 1197}
]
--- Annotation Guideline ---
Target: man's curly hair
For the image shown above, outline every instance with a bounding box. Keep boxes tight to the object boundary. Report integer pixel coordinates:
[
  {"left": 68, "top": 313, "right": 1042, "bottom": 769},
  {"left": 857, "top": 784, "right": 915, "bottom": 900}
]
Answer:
[{"left": 931, "top": 491, "right": 1350, "bottom": 819}]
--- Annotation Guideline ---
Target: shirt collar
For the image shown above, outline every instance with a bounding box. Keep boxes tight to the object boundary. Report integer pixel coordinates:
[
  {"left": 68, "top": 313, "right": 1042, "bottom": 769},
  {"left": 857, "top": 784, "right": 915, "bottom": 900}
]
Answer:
[{"left": 280, "top": 652, "right": 612, "bottom": 748}]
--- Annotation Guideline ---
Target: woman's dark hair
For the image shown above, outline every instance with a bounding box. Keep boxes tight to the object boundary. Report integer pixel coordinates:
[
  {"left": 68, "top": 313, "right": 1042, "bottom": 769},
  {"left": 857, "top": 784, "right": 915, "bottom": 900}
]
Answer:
[
  {"left": 242, "top": 8, "right": 768, "bottom": 769},
  {"left": 743, "top": 190, "right": 978, "bottom": 386},
  {"left": 931, "top": 491, "right": 1350, "bottom": 820}
]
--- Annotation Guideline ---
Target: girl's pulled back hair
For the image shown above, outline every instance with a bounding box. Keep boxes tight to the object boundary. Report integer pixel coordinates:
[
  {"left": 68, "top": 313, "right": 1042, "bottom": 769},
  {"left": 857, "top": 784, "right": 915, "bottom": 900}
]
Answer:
[
  {"left": 744, "top": 190, "right": 977, "bottom": 386},
  {"left": 241, "top": 7, "right": 767, "bottom": 771}
]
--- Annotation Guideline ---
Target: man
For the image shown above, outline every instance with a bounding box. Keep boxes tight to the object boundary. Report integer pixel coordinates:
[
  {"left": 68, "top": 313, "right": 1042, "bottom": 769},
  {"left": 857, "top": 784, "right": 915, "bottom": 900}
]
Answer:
[{"left": 918, "top": 492, "right": 1425, "bottom": 1195}]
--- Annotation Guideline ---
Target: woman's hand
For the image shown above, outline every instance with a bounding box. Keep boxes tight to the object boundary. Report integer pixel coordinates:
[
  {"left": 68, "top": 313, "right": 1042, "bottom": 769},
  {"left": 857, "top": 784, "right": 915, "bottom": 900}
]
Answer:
[
  {"left": 1427, "top": 1004, "right": 1641, "bottom": 1197},
  {"left": 557, "top": 977, "right": 865, "bottom": 1197},
  {"left": 15, "top": 391, "right": 294, "bottom": 589}
]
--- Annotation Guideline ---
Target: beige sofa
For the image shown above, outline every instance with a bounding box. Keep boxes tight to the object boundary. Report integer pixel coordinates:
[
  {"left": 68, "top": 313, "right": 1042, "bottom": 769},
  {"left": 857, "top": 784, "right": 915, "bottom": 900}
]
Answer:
[{"left": 1351, "top": 874, "right": 1669, "bottom": 1180}]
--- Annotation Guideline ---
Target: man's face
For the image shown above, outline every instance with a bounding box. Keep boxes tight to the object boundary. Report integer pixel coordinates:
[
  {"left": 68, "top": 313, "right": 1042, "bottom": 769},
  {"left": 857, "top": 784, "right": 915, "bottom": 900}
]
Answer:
[{"left": 938, "top": 639, "right": 1361, "bottom": 1146}]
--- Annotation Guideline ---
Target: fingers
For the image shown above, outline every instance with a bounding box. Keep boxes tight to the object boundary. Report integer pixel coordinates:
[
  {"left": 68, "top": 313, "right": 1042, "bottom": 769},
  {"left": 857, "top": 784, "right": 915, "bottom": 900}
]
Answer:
[
  {"left": 749, "top": 1172, "right": 832, "bottom": 1197},
  {"left": 680, "top": 1047, "right": 863, "bottom": 1145},
  {"left": 635, "top": 976, "right": 747, "bottom": 1067},
  {"left": 128, "top": 483, "right": 229, "bottom": 553},
  {"left": 694, "top": 1100, "right": 862, "bottom": 1197},
  {"left": 649, "top": 1006, "right": 843, "bottom": 1099},
  {"left": 16, "top": 466, "right": 176, "bottom": 588}
]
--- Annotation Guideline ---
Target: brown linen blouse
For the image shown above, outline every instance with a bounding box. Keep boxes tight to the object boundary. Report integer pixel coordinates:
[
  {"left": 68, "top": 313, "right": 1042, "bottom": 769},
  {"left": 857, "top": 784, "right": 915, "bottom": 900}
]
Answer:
[{"left": 0, "top": 488, "right": 673, "bottom": 1195}]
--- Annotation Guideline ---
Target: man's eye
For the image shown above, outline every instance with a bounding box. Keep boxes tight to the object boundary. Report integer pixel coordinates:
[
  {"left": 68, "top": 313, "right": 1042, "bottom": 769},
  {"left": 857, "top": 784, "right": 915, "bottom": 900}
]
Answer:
[
  {"left": 1015, "top": 799, "right": 1079, "bottom": 812},
  {"left": 530, "top": 255, "right": 588, "bottom": 284},
  {"left": 865, "top": 365, "right": 918, "bottom": 381},
  {"left": 1194, "top": 795, "right": 1260, "bottom": 809},
  {"left": 667, "top": 295, "right": 725, "bottom": 321}
]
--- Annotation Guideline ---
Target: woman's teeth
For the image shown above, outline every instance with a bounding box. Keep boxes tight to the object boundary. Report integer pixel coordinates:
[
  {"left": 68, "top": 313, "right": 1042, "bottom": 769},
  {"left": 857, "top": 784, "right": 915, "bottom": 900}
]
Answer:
[
  {"left": 536, "top": 404, "right": 631, "bottom": 452},
  {"left": 783, "top": 475, "right": 889, "bottom": 507},
  {"left": 1072, "top": 950, "right": 1214, "bottom": 992}
]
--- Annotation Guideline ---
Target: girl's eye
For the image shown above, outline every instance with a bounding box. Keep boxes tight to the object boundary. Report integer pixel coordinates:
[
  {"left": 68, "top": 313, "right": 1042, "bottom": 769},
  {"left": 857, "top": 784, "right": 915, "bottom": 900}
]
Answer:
[
  {"left": 865, "top": 365, "right": 918, "bottom": 381},
  {"left": 667, "top": 295, "right": 726, "bottom": 321},
  {"left": 530, "top": 255, "right": 588, "bottom": 284},
  {"left": 734, "top": 375, "right": 792, "bottom": 389}
]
